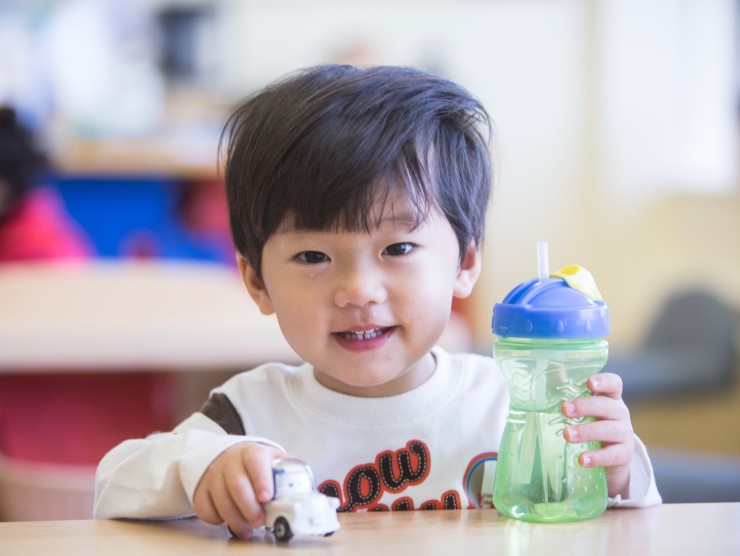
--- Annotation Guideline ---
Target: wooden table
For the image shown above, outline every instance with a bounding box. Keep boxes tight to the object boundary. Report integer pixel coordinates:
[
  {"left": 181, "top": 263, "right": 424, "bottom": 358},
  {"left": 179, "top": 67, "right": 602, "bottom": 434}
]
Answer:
[{"left": 0, "top": 504, "right": 738, "bottom": 555}]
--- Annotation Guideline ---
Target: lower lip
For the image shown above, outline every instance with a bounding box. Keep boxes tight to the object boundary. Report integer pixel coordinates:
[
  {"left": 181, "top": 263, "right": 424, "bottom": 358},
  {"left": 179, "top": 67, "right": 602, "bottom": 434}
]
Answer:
[{"left": 332, "top": 327, "right": 396, "bottom": 352}]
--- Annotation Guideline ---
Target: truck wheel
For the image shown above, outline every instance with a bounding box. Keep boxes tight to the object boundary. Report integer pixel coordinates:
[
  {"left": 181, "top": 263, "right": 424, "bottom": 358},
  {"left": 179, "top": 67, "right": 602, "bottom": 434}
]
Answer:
[{"left": 273, "top": 517, "right": 293, "bottom": 542}]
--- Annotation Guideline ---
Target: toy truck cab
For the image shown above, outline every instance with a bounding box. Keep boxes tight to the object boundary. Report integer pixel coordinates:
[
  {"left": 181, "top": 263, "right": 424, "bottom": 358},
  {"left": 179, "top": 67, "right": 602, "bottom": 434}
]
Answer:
[{"left": 264, "top": 457, "right": 340, "bottom": 542}]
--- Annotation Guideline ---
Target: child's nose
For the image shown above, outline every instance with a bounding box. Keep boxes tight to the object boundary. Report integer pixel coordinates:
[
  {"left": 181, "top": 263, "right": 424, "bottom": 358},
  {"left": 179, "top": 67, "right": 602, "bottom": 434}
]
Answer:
[{"left": 333, "top": 267, "right": 387, "bottom": 309}]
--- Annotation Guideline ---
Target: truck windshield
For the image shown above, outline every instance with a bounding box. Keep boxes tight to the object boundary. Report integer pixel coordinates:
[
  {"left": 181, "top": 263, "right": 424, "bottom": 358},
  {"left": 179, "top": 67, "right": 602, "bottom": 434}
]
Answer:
[{"left": 275, "top": 470, "right": 314, "bottom": 498}]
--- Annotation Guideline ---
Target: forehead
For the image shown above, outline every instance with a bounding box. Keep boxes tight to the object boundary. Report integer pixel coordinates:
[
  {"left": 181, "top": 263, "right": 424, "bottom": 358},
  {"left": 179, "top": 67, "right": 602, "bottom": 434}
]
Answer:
[{"left": 371, "top": 190, "right": 427, "bottom": 228}]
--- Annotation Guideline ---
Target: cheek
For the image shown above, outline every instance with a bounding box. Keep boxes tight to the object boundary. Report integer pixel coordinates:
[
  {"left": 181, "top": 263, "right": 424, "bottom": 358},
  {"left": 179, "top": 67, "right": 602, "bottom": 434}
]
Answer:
[
  {"left": 270, "top": 304, "right": 317, "bottom": 357},
  {"left": 268, "top": 285, "right": 324, "bottom": 341},
  {"left": 396, "top": 266, "right": 458, "bottom": 313},
  {"left": 271, "top": 293, "right": 311, "bottom": 326}
]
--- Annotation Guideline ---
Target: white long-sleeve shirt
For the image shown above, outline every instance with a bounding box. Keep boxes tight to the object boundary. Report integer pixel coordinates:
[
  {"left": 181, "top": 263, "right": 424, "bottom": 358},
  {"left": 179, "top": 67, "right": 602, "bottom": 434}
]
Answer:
[{"left": 94, "top": 347, "right": 661, "bottom": 518}]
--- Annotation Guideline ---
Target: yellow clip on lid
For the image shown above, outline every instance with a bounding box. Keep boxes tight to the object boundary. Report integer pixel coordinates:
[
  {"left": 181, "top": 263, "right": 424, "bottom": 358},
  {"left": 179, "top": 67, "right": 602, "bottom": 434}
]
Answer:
[{"left": 551, "top": 265, "right": 603, "bottom": 301}]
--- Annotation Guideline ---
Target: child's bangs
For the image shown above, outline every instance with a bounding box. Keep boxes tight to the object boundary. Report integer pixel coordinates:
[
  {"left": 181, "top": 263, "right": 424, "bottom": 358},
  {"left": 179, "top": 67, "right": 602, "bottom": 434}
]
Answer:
[{"left": 287, "top": 160, "right": 435, "bottom": 235}]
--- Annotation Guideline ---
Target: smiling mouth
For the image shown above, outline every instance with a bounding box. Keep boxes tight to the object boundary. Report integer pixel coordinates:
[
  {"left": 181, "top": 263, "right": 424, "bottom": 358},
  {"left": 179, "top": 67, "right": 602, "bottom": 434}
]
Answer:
[{"left": 334, "top": 327, "right": 392, "bottom": 341}]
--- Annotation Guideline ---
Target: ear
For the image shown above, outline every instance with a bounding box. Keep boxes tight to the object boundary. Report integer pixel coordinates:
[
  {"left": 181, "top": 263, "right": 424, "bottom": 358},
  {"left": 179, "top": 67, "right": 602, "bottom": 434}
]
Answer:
[
  {"left": 453, "top": 242, "right": 482, "bottom": 299},
  {"left": 236, "top": 253, "right": 275, "bottom": 315}
]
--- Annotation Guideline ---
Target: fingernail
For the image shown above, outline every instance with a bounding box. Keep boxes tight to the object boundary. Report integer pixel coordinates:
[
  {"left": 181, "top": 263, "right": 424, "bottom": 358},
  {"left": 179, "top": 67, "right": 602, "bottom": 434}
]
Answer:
[
  {"left": 590, "top": 377, "right": 600, "bottom": 390},
  {"left": 581, "top": 455, "right": 592, "bottom": 467},
  {"left": 567, "top": 426, "right": 579, "bottom": 441},
  {"left": 563, "top": 401, "right": 576, "bottom": 416}
]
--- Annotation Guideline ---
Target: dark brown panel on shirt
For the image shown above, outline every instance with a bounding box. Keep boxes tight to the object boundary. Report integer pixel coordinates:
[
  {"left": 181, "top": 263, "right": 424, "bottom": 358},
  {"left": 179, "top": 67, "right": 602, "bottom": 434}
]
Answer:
[{"left": 199, "top": 392, "right": 246, "bottom": 435}]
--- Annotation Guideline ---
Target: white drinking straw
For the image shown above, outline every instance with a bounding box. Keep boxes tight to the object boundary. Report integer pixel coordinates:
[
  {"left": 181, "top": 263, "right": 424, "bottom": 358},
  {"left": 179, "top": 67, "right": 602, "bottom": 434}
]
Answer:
[{"left": 537, "top": 241, "right": 549, "bottom": 282}]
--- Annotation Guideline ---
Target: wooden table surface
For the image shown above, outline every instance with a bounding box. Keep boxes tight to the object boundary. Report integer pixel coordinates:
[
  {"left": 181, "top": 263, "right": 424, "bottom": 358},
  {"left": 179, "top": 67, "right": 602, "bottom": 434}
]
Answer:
[{"left": 1, "top": 504, "right": 738, "bottom": 555}]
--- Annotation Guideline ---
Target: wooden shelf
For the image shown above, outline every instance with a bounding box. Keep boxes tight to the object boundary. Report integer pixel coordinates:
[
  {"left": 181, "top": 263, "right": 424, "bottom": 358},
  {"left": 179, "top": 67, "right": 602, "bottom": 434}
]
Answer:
[{"left": 51, "top": 134, "right": 221, "bottom": 180}]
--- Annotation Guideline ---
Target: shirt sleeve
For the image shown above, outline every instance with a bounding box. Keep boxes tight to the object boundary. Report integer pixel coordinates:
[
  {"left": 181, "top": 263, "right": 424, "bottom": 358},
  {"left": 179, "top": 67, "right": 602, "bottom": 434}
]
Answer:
[
  {"left": 607, "top": 434, "right": 662, "bottom": 508},
  {"left": 93, "top": 411, "right": 284, "bottom": 520}
]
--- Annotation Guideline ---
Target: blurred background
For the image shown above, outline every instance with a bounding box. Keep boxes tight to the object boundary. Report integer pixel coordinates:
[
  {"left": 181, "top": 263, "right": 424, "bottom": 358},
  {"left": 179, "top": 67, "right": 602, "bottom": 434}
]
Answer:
[{"left": 0, "top": 0, "right": 738, "bottom": 518}]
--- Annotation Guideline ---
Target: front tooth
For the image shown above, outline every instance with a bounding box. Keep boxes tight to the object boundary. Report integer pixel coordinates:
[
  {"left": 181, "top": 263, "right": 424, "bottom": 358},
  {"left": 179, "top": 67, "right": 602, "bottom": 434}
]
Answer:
[{"left": 349, "top": 328, "right": 381, "bottom": 340}]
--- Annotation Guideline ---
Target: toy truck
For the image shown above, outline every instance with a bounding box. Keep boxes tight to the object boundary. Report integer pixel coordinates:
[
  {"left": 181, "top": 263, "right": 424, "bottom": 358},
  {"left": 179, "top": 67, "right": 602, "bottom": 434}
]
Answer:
[{"left": 264, "top": 457, "right": 340, "bottom": 542}]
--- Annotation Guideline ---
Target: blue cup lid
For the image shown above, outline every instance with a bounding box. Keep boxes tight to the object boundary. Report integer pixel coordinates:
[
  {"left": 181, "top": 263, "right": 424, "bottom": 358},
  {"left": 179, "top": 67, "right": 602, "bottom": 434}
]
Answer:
[{"left": 492, "top": 275, "right": 610, "bottom": 339}]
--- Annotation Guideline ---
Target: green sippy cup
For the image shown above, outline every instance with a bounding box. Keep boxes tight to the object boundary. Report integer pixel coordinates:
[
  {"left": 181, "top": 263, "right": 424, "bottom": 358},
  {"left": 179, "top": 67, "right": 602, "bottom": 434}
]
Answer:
[{"left": 491, "top": 243, "right": 609, "bottom": 523}]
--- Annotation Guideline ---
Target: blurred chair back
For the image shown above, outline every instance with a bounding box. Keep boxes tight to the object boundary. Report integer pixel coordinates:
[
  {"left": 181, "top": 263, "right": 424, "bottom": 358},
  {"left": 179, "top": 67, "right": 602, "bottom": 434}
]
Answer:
[
  {"left": 646, "top": 289, "right": 737, "bottom": 369},
  {"left": 611, "top": 288, "right": 738, "bottom": 400}
]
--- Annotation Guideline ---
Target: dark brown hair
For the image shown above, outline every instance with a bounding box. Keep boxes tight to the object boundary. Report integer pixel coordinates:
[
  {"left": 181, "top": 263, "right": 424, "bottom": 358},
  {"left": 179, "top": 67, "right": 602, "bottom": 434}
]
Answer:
[{"left": 221, "top": 65, "right": 493, "bottom": 280}]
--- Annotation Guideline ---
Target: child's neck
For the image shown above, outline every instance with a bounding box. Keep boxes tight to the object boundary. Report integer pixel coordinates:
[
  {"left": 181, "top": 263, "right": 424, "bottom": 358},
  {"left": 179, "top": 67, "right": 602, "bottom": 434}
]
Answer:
[{"left": 313, "top": 351, "right": 437, "bottom": 398}]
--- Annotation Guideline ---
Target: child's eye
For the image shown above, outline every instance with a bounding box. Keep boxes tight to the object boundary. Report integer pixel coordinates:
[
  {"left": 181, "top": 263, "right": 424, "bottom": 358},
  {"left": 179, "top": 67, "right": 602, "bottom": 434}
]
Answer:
[
  {"left": 383, "top": 242, "right": 415, "bottom": 257},
  {"left": 295, "top": 251, "right": 329, "bottom": 264}
]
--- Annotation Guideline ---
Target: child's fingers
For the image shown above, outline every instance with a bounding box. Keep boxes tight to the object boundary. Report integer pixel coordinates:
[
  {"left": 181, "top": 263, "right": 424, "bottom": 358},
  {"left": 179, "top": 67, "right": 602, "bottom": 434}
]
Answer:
[
  {"left": 194, "top": 474, "right": 254, "bottom": 539},
  {"left": 241, "top": 446, "right": 282, "bottom": 504},
  {"left": 194, "top": 443, "right": 281, "bottom": 536},
  {"left": 193, "top": 482, "right": 222, "bottom": 525},
  {"left": 212, "top": 482, "right": 255, "bottom": 540},
  {"left": 220, "top": 444, "right": 283, "bottom": 531},
  {"left": 577, "top": 443, "right": 632, "bottom": 469},
  {"left": 587, "top": 372, "right": 623, "bottom": 399},
  {"left": 562, "top": 394, "right": 630, "bottom": 423},
  {"left": 225, "top": 463, "right": 265, "bottom": 529},
  {"left": 564, "top": 418, "right": 632, "bottom": 446}
]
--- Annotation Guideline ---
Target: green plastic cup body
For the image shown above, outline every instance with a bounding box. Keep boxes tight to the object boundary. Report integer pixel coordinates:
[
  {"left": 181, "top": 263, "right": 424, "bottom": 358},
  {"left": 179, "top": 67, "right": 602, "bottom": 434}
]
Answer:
[{"left": 492, "top": 337, "right": 609, "bottom": 523}]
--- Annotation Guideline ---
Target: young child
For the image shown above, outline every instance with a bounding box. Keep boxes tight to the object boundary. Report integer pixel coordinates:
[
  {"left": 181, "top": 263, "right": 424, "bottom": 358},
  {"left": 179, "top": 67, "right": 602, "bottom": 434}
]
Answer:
[{"left": 94, "top": 65, "right": 661, "bottom": 537}]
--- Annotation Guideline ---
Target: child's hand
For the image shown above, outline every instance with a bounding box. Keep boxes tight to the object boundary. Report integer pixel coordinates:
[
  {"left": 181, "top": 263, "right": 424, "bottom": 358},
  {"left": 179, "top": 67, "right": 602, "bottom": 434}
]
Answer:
[
  {"left": 561, "top": 372, "right": 634, "bottom": 498},
  {"left": 193, "top": 442, "right": 285, "bottom": 539}
]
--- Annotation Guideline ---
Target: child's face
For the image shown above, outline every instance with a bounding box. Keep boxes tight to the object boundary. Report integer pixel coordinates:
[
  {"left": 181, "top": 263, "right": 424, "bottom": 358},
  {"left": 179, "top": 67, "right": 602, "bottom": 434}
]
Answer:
[{"left": 239, "top": 190, "right": 481, "bottom": 397}]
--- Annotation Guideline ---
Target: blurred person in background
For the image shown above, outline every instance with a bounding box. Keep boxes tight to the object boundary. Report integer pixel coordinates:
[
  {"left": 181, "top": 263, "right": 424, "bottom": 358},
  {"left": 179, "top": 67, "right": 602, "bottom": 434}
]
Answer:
[{"left": 0, "top": 106, "right": 94, "bottom": 262}]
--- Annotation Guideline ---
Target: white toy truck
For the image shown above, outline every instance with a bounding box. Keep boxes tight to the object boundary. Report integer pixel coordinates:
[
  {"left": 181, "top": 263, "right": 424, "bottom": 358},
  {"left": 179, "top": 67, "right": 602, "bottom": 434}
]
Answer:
[{"left": 264, "top": 457, "right": 340, "bottom": 542}]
